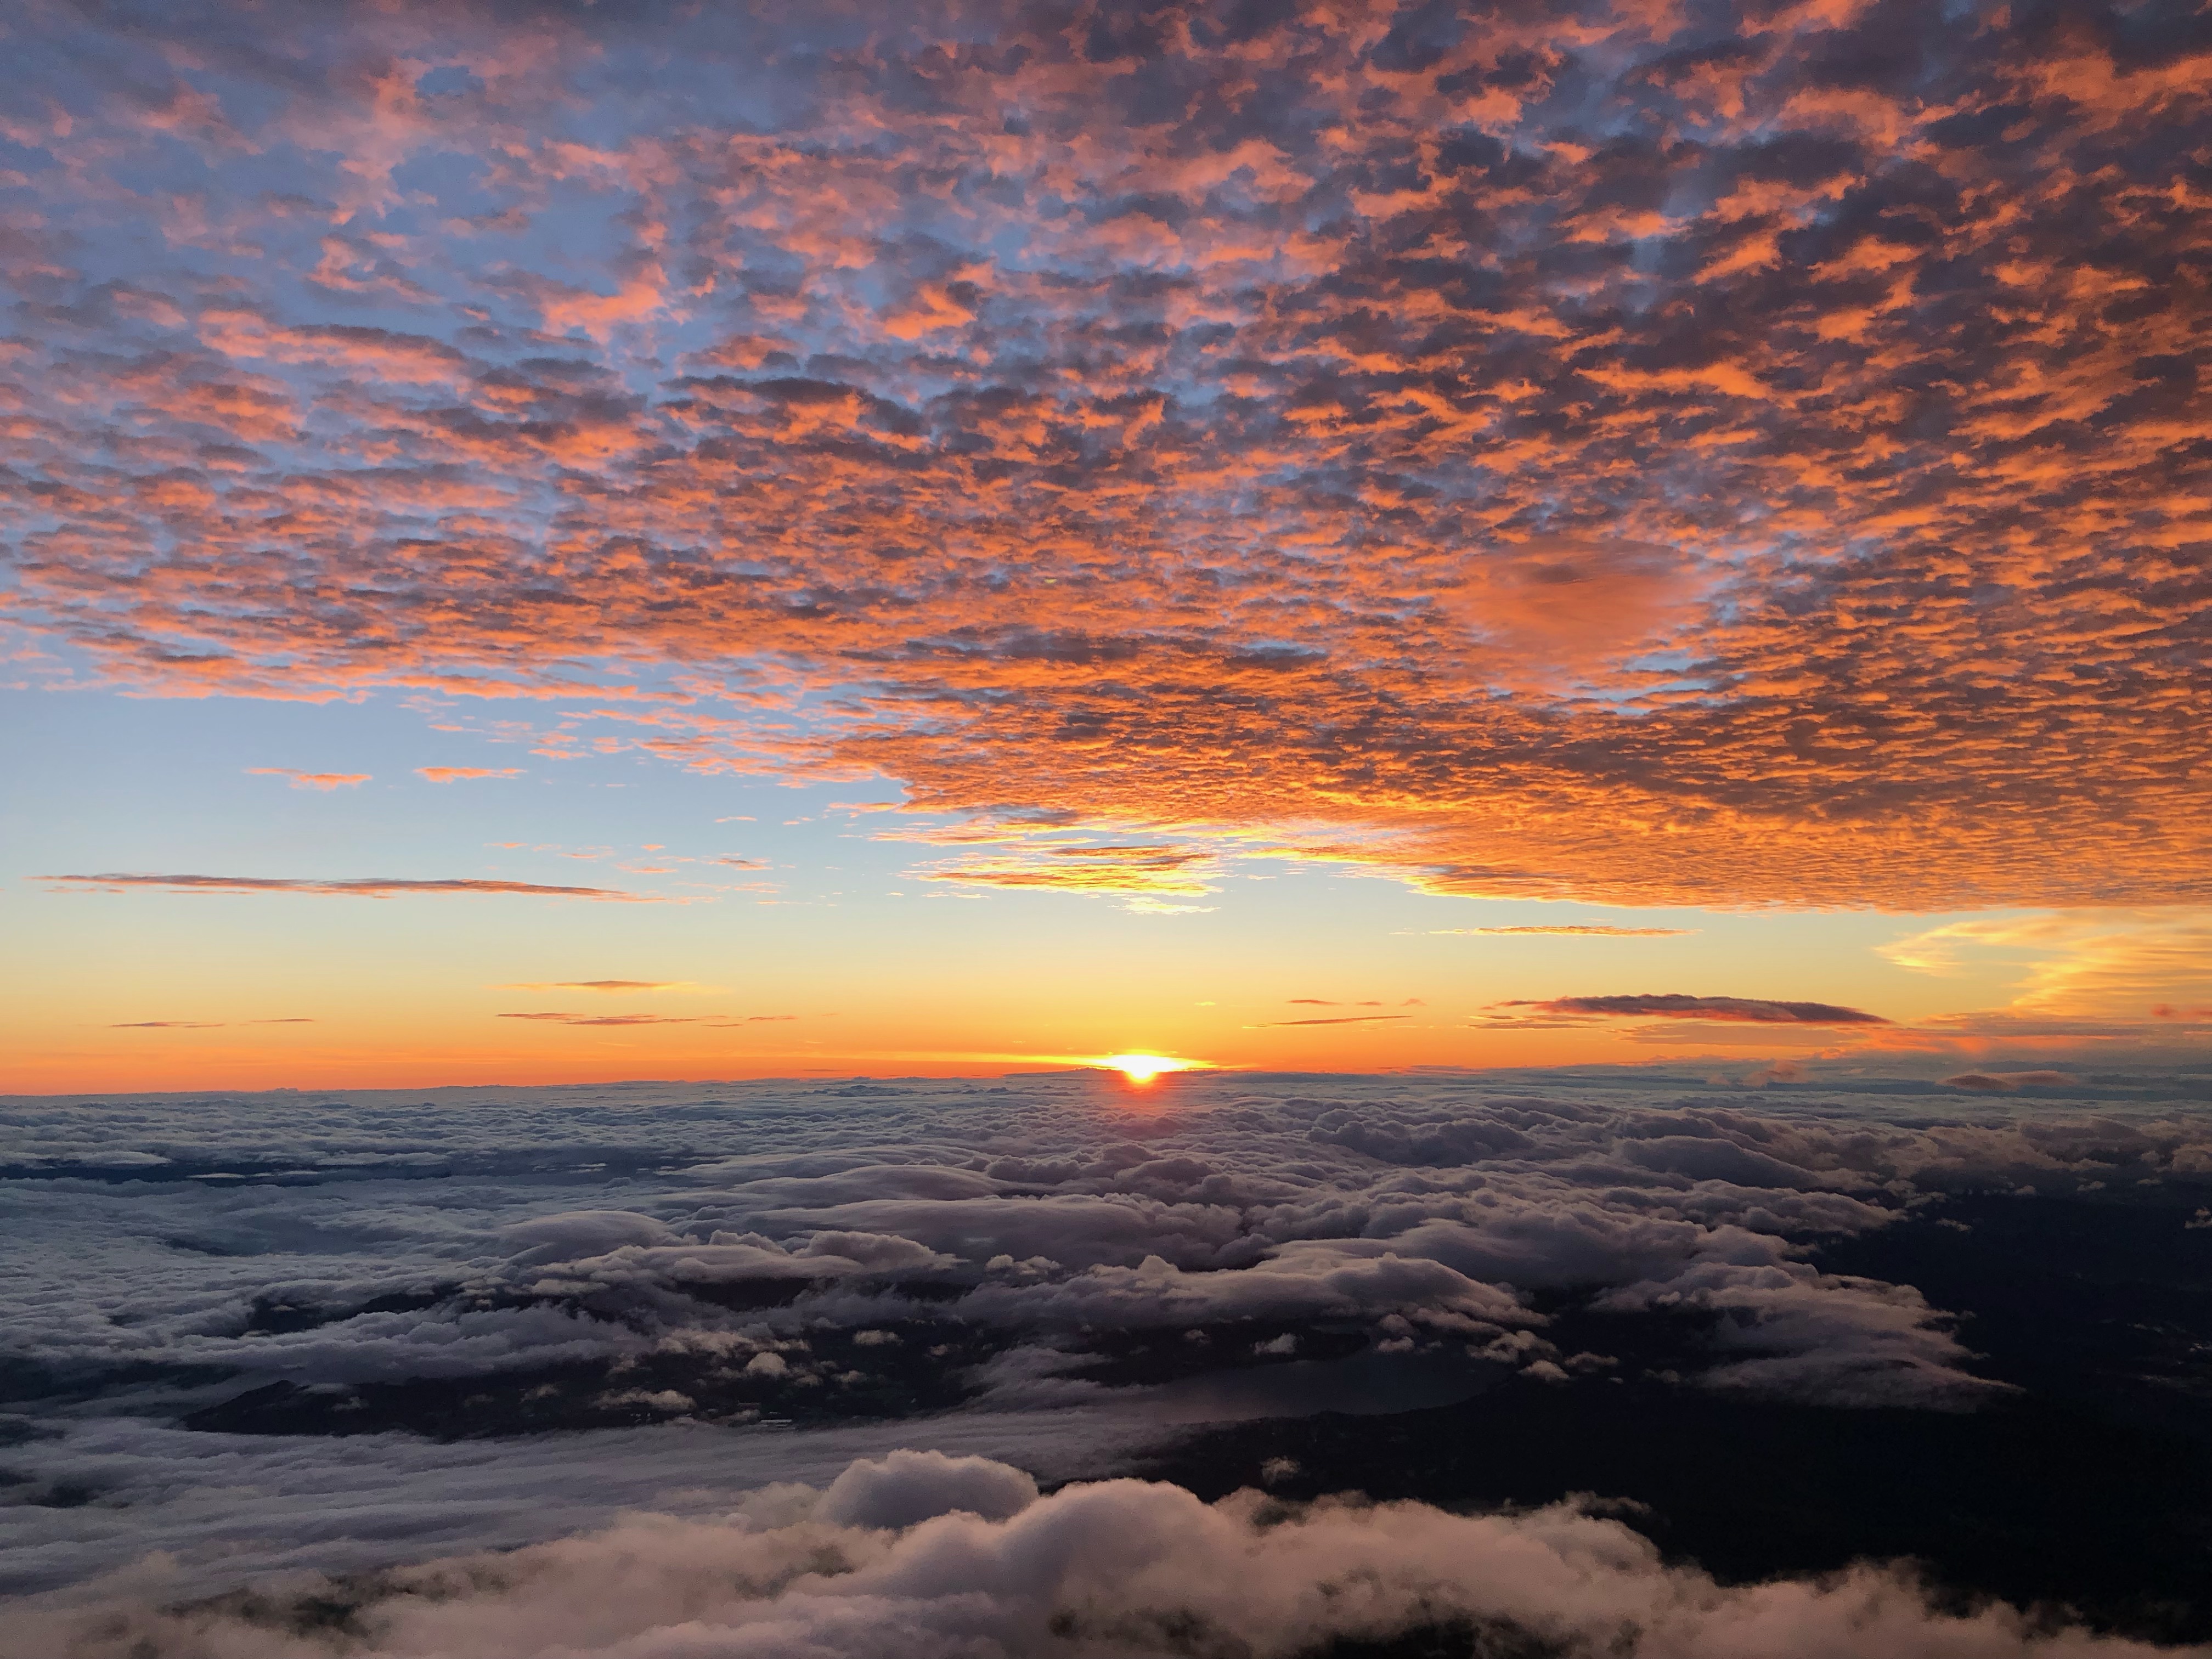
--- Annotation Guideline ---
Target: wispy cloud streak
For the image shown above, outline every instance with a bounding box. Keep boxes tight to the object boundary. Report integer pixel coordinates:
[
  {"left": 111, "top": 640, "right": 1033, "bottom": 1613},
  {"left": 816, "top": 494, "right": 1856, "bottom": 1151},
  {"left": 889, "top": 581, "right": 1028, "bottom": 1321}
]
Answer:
[{"left": 40, "top": 874, "right": 651, "bottom": 901}]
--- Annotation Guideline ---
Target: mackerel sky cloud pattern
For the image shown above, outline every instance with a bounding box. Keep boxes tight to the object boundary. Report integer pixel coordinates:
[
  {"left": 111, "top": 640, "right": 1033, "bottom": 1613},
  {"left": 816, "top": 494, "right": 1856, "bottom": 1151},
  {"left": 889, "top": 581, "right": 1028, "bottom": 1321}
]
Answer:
[{"left": 2, "top": 0, "right": 2207, "bottom": 910}]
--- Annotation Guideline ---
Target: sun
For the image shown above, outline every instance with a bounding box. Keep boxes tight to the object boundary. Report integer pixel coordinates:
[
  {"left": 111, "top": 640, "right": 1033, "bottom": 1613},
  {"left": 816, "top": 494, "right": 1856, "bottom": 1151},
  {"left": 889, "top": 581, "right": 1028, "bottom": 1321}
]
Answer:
[{"left": 1099, "top": 1053, "right": 1201, "bottom": 1085}]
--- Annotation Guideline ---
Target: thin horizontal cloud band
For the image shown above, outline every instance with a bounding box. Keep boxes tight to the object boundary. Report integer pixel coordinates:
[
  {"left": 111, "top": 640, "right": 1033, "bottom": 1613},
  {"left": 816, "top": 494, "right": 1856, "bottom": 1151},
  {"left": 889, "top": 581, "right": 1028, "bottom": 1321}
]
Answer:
[
  {"left": 495, "top": 1012, "right": 797, "bottom": 1026},
  {"left": 1430, "top": 927, "right": 1698, "bottom": 938},
  {"left": 1501, "top": 994, "right": 1892, "bottom": 1025},
  {"left": 2, "top": 0, "right": 2207, "bottom": 909},
  {"left": 1254, "top": 1014, "right": 1416, "bottom": 1028},
  {"left": 38, "top": 875, "right": 651, "bottom": 901}
]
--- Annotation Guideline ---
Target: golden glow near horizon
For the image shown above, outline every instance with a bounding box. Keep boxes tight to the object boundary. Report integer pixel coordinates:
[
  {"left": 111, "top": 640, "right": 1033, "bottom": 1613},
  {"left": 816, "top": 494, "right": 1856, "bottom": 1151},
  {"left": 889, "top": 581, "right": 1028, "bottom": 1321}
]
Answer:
[{"left": 1097, "top": 1054, "right": 1207, "bottom": 1085}]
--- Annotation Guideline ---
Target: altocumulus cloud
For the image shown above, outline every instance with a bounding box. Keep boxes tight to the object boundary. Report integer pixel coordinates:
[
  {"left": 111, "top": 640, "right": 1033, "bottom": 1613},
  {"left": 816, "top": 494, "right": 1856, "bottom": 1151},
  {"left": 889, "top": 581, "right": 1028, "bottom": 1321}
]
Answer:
[{"left": 1, "top": 0, "right": 2205, "bottom": 913}]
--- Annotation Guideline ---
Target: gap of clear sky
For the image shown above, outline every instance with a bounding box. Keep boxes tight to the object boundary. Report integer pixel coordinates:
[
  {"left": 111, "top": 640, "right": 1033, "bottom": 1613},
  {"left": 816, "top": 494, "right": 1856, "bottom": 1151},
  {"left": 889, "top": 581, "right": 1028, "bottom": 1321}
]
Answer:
[{"left": 1, "top": 0, "right": 2206, "bottom": 1093}]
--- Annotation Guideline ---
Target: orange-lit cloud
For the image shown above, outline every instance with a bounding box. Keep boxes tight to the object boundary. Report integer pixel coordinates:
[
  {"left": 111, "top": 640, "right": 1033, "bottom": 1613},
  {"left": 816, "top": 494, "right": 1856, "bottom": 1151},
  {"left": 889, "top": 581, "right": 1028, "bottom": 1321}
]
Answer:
[
  {"left": 416, "top": 767, "right": 523, "bottom": 782},
  {"left": 41, "top": 874, "right": 650, "bottom": 900},
  {"left": 1, "top": 0, "right": 2206, "bottom": 927},
  {"left": 911, "top": 845, "right": 1217, "bottom": 909},
  {"left": 246, "top": 768, "right": 370, "bottom": 791},
  {"left": 1880, "top": 910, "right": 2212, "bottom": 1022}
]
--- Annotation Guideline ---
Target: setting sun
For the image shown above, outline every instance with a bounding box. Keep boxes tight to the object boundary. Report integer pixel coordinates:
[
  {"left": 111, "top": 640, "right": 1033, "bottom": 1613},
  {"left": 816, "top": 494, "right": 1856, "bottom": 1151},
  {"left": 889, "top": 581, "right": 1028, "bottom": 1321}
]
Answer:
[{"left": 1098, "top": 1054, "right": 1203, "bottom": 1085}]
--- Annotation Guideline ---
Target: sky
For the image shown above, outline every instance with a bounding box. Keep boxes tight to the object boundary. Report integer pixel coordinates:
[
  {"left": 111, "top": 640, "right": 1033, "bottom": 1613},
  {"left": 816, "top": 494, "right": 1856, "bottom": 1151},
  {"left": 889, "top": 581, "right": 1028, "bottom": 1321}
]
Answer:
[{"left": 2, "top": 0, "right": 2209, "bottom": 1093}]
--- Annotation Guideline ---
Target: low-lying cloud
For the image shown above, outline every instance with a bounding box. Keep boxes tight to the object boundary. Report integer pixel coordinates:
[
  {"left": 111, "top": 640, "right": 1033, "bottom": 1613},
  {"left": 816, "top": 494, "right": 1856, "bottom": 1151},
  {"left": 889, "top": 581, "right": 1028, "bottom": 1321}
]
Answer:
[
  {"left": 2, "top": 1070, "right": 2208, "bottom": 1614},
  {"left": 26, "top": 1451, "right": 2185, "bottom": 1659}
]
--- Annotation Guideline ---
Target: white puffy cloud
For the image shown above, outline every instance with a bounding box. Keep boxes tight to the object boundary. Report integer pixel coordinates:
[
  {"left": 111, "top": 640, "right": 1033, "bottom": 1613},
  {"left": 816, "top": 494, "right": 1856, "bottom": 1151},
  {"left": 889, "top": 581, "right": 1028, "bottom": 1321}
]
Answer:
[
  {"left": 20, "top": 1455, "right": 2186, "bottom": 1659},
  {"left": 816, "top": 1449, "right": 1039, "bottom": 1531}
]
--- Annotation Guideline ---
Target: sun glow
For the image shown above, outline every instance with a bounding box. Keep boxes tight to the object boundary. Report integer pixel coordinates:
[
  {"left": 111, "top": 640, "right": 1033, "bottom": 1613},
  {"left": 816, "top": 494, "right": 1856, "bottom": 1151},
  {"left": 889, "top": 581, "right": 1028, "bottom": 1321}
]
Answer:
[{"left": 1098, "top": 1053, "right": 1203, "bottom": 1085}]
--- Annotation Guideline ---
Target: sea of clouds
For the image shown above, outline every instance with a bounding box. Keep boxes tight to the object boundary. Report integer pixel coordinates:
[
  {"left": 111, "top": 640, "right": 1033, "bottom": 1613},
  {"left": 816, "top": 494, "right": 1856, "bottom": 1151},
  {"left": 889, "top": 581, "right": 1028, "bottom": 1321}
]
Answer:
[{"left": 5, "top": 1069, "right": 2210, "bottom": 1655}]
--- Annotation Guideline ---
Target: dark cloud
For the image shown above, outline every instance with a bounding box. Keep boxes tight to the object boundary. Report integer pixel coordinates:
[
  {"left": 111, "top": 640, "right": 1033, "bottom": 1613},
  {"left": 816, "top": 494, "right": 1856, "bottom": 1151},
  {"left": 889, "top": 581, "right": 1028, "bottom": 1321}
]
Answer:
[
  {"left": 1942, "top": 1070, "right": 2082, "bottom": 1092},
  {"left": 1509, "top": 995, "right": 1892, "bottom": 1025}
]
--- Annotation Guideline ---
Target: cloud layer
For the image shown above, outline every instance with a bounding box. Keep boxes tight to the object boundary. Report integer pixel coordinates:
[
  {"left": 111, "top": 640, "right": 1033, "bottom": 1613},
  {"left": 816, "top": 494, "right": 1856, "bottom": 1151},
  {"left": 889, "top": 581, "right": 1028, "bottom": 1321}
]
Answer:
[
  {"left": 4, "top": 1069, "right": 2208, "bottom": 1640},
  {"left": 6, "top": 1073, "right": 2208, "bottom": 1461},
  {"left": 2, "top": 0, "right": 2205, "bottom": 909},
  {"left": 21, "top": 1451, "right": 2198, "bottom": 1659}
]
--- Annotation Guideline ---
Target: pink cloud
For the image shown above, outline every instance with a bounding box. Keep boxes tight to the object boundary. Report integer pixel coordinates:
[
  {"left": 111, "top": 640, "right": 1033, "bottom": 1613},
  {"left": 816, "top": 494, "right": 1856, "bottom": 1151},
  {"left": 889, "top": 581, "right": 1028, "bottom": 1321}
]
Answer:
[{"left": 246, "top": 768, "right": 369, "bottom": 791}]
